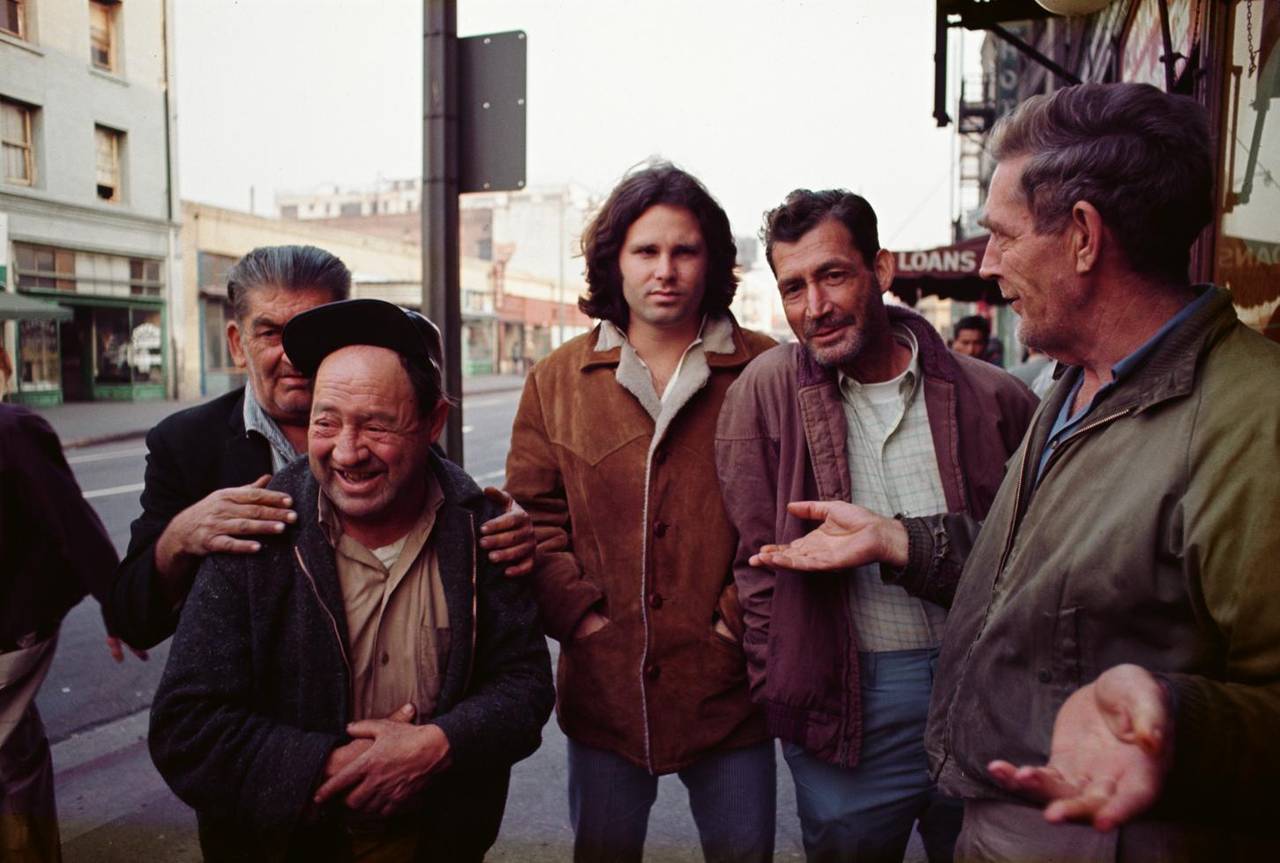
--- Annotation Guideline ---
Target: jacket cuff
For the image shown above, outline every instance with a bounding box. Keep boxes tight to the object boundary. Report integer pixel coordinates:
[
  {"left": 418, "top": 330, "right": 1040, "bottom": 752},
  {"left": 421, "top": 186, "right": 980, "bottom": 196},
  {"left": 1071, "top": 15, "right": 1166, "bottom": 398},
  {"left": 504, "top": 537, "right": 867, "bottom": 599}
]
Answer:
[{"left": 880, "top": 516, "right": 936, "bottom": 596}]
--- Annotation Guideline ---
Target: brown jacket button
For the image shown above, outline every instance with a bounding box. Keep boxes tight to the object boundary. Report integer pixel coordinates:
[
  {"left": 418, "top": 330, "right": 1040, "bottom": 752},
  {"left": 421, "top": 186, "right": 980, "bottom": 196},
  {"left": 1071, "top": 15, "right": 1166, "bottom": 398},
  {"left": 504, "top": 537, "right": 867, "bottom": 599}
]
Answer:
[
  {"left": 653, "top": 520, "right": 668, "bottom": 537},
  {"left": 645, "top": 662, "right": 660, "bottom": 680},
  {"left": 648, "top": 592, "right": 663, "bottom": 609}
]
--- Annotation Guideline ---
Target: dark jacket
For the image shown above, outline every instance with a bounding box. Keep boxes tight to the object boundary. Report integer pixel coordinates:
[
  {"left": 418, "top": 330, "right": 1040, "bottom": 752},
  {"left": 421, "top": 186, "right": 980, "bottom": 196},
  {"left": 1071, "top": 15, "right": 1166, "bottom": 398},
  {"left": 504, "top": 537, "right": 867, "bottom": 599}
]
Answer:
[
  {"left": 111, "top": 387, "right": 273, "bottom": 648},
  {"left": 148, "top": 454, "right": 554, "bottom": 862},
  {"left": 505, "top": 315, "right": 776, "bottom": 774},
  {"left": 912, "top": 289, "right": 1280, "bottom": 849},
  {"left": 715, "top": 307, "right": 1037, "bottom": 767},
  {"left": 1, "top": 406, "right": 118, "bottom": 648}
]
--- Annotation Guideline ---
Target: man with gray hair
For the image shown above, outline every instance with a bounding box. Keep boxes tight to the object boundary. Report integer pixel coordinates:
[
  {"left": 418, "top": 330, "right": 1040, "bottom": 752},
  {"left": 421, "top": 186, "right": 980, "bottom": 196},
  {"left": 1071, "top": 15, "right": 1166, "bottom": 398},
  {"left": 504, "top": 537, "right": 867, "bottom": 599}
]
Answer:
[
  {"left": 752, "top": 83, "right": 1280, "bottom": 859},
  {"left": 109, "top": 245, "right": 534, "bottom": 653}
]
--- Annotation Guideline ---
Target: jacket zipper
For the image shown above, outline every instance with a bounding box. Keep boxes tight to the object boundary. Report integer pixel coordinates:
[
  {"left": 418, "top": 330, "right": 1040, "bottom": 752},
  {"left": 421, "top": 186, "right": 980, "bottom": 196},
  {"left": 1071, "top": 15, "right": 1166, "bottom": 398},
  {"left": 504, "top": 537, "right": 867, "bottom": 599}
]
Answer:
[{"left": 293, "top": 546, "right": 353, "bottom": 693}]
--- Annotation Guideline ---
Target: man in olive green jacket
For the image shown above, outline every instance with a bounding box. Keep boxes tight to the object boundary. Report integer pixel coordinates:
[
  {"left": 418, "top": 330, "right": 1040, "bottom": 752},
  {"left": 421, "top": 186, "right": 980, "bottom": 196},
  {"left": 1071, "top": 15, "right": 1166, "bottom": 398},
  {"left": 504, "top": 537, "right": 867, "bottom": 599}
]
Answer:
[{"left": 751, "top": 84, "right": 1280, "bottom": 860}]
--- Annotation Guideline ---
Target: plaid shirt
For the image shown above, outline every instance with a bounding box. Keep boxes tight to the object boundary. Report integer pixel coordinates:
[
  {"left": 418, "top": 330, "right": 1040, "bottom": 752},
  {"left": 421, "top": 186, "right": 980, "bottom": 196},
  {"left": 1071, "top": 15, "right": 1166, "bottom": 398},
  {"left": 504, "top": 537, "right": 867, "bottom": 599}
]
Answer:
[{"left": 837, "top": 326, "right": 948, "bottom": 651}]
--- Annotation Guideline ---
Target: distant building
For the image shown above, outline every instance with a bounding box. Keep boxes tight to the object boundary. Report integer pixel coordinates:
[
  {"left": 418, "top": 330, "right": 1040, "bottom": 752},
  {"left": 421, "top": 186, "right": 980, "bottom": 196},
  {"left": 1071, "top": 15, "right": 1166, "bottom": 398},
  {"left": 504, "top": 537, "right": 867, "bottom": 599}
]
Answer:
[
  {"left": 2, "top": 0, "right": 180, "bottom": 404},
  {"left": 275, "top": 180, "right": 594, "bottom": 374}
]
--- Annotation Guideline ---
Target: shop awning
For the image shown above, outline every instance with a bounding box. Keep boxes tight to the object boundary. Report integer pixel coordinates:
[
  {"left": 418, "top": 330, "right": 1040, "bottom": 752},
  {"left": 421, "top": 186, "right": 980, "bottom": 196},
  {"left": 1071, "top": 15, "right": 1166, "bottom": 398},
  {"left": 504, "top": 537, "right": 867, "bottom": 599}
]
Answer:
[
  {"left": 0, "top": 292, "right": 73, "bottom": 322},
  {"left": 889, "top": 235, "right": 1006, "bottom": 306}
]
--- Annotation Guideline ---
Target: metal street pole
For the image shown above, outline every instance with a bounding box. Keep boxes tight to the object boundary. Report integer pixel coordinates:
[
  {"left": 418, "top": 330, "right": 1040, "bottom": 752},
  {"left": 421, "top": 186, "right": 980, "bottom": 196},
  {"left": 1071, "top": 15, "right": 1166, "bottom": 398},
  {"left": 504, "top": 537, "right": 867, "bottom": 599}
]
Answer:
[{"left": 423, "top": 0, "right": 463, "bottom": 461}]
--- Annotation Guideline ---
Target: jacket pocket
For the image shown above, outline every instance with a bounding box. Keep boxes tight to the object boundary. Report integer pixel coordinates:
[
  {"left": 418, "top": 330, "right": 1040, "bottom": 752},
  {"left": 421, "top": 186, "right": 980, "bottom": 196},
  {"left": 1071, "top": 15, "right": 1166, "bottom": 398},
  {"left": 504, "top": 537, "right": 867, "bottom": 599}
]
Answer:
[{"left": 1035, "top": 606, "right": 1083, "bottom": 691}]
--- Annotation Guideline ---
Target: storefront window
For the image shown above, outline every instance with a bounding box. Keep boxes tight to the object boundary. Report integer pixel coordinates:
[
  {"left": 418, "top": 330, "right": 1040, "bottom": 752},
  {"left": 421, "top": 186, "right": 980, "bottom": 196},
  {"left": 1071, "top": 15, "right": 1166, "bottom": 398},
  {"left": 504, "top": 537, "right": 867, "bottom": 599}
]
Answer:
[
  {"left": 203, "top": 296, "right": 236, "bottom": 372},
  {"left": 130, "top": 308, "right": 163, "bottom": 384},
  {"left": 1216, "top": 0, "right": 1280, "bottom": 340},
  {"left": 18, "top": 319, "right": 59, "bottom": 389},
  {"left": 93, "top": 307, "right": 131, "bottom": 383}
]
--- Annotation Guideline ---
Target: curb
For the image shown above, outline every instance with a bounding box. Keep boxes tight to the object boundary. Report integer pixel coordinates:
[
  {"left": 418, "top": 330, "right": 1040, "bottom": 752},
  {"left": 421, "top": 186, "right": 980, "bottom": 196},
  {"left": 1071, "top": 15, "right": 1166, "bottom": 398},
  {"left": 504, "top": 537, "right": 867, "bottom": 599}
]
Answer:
[{"left": 63, "top": 429, "right": 150, "bottom": 451}]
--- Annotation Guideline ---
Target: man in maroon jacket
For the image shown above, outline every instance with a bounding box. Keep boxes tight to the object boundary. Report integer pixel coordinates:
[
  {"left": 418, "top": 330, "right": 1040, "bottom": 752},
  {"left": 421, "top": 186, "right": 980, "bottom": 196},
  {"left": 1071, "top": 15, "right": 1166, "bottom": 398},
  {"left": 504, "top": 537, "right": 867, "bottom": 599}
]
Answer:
[{"left": 716, "top": 189, "right": 1036, "bottom": 863}]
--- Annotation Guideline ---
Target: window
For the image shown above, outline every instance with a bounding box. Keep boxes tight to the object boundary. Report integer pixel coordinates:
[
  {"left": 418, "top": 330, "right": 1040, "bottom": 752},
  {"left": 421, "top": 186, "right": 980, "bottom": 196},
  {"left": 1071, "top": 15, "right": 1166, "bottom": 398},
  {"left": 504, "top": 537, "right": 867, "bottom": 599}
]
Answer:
[
  {"left": 1, "top": 98, "right": 34, "bottom": 185},
  {"left": 89, "top": 1, "right": 118, "bottom": 72},
  {"left": 14, "top": 243, "right": 164, "bottom": 297},
  {"left": 197, "top": 251, "right": 237, "bottom": 292},
  {"left": 1, "top": 0, "right": 25, "bottom": 39},
  {"left": 202, "top": 296, "right": 237, "bottom": 373},
  {"left": 18, "top": 320, "right": 59, "bottom": 390},
  {"left": 94, "top": 125, "right": 122, "bottom": 202}
]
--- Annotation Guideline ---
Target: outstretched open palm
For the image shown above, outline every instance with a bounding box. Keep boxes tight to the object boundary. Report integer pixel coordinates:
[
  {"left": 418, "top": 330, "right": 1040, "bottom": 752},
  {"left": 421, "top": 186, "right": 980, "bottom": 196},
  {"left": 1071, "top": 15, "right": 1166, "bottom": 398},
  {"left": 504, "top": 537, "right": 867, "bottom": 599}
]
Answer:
[
  {"left": 987, "top": 664, "right": 1172, "bottom": 831},
  {"left": 749, "top": 500, "right": 907, "bottom": 571}
]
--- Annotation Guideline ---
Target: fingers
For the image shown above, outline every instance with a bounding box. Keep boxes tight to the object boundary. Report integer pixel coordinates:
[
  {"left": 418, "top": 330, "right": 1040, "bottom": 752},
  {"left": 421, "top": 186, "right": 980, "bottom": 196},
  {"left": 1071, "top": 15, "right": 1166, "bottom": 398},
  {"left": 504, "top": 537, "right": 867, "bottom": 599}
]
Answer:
[
  {"left": 249, "top": 474, "right": 273, "bottom": 489},
  {"left": 346, "top": 718, "right": 390, "bottom": 739},
  {"left": 987, "top": 761, "right": 1077, "bottom": 802},
  {"left": 207, "top": 536, "right": 263, "bottom": 555},
  {"left": 1096, "top": 665, "right": 1170, "bottom": 757},
  {"left": 106, "top": 636, "right": 124, "bottom": 663},
  {"left": 481, "top": 486, "right": 513, "bottom": 511},
  {"left": 1043, "top": 776, "right": 1118, "bottom": 827},
  {"left": 131, "top": 646, "right": 149, "bottom": 661},
  {"left": 786, "top": 500, "right": 833, "bottom": 521},
  {"left": 484, "top": 537, "right": 535, "bottom": 564},
  {"left": 503, "top": 557, "right": 534, "bottom": 578},
  {"left": 314, "top": 761, "right": 363, "bottom": 805}
]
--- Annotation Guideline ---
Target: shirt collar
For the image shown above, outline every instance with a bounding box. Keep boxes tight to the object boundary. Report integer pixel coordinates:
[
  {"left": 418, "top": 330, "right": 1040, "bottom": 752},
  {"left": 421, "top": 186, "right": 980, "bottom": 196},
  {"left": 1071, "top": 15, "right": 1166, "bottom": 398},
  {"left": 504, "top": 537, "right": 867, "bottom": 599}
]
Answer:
[
  {"left": 1110, "top": 288, "right": 1215, "bottom": 382},
  {"left": 594, "top": 313, "right": 736, "bottom": 355},
  {"left": 318, "top": 469, "right": 445, "bottom": 555},
  {"left": 242, "top": 382, "right": 301, "bottom": 472},
  {"left": 837, "top": 324, "right": 921, "bottom": 403}
]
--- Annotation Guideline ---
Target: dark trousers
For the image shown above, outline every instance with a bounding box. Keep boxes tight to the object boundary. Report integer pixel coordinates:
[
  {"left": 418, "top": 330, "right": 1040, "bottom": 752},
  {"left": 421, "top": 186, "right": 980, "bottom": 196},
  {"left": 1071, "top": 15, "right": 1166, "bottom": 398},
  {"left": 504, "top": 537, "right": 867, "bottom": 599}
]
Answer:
[
  {"left": 567, "top": 738, "right": 776, "bottom": 863},
  {"left": 0, "top": 704, "right": 61, "bottom": 863}
]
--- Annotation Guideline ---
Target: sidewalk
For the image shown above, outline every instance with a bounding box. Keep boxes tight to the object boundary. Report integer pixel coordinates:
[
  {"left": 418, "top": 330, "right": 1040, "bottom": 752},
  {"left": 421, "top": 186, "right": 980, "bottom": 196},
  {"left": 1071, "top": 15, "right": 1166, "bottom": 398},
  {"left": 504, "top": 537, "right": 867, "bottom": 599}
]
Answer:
[{"left": 34, "top": 373, "right": 528, "bottom": 449}]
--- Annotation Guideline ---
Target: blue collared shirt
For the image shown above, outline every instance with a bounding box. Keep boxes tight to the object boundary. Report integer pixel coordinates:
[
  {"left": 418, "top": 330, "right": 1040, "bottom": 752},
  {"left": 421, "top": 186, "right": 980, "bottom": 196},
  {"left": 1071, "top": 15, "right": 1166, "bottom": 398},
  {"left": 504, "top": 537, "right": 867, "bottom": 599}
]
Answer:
[{"left": 1036, "top": 289, "right": 1215, "bottom": 483}]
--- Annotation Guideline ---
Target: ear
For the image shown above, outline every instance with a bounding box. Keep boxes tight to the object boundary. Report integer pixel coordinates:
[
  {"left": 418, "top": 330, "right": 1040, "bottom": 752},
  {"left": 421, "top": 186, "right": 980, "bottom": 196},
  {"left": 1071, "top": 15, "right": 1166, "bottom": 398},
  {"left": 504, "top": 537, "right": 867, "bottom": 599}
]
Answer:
[
  {"left": 227, "top": 318, "right": 247, "bottom": 369},
  {"left": 425, "top": 399, "right": 450, "bottom": 444},
  {"left": 1070, "top": 201, "right": 1104, "bottom": 275},
  {"left": 872, "top": 248, "right": 896, "bottom": 293}
]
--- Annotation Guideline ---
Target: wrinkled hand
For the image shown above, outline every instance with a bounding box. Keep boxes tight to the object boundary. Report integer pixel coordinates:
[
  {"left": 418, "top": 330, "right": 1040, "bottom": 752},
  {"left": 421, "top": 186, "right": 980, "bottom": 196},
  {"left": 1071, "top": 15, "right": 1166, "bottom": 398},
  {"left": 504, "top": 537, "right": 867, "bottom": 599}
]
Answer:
[
  {"left": 572, "top": 610, "right": 609, "bottom": 641},
  {"left": 105, "top": 635, "right": 148, "bottom": 663},
  {"left": 987, "top": 664, "right": 1173, "bottom": 831},
  {"left": 322, "top": 703, "right": 416, "bottom": 782},
  {"left": 155, "top": 475, "right": 296, "bottom": 585},
  {"left": 314, "top": 717, "right": 451, "bottom": 818},
  {"left": 749, "top": 500, "right": 907, "bottom": 571},
  {"left": 479, "top": 488, "right": 536, "bottom": 577}
]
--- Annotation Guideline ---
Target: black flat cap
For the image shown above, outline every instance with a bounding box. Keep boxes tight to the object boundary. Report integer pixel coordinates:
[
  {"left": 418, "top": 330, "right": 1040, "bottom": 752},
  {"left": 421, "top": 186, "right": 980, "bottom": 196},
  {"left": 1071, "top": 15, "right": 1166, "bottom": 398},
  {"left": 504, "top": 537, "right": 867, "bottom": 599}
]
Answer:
[{"left": 282, "top": 298, "right": 443, "bottom": 378}]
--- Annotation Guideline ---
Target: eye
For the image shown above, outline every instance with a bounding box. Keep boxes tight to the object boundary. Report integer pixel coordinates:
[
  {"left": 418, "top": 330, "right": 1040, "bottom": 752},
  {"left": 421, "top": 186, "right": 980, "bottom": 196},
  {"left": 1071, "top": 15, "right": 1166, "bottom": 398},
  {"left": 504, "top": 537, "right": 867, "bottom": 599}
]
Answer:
[{"left": 822, "top": 270, "right": 849, "bottom": 284}]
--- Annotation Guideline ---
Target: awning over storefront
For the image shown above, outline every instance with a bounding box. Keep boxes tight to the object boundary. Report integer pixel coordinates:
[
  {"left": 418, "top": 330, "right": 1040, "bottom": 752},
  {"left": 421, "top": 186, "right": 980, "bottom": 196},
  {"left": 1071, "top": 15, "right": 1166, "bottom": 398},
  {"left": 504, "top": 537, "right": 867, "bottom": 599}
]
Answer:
[
  {"left": 0, "top": 292, "right": 72, "bottom": 322},
  {"left": 889, "top": 234, "right": 1006, "bottom": 305}
]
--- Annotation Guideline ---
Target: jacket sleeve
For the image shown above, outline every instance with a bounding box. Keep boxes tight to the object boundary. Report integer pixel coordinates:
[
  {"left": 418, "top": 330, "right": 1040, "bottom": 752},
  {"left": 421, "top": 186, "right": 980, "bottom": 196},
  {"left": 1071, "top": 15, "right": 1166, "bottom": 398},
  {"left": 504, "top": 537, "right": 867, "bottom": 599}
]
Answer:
[
  {"left": 148, "top": 554, "right": 340, "bottom": 831},
  {"left": 1152, "top": 375, "right": 1280, "bottom": 821},
  {"left": 504, "top": 372, "right": 604, "bottom": 642},
  {"left": 106, "top": 423, "right": 192, "bottom": 648},
  {"left": 431, "top": 502, "right": 554, "bottom": 772},
  {"left": 879, "top": 513, "right": 985, "bottom": 609},
  {"left": 9, "top": 410, "right": 119, "bottom": 610},
  {"left": 714, "top": 375, "right": 780, "bottom": 701}
]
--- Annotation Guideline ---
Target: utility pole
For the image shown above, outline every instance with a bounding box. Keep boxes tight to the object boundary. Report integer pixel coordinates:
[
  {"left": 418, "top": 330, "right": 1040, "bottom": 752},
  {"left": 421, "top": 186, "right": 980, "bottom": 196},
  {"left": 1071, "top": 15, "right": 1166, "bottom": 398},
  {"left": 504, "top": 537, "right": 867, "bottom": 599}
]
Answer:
[{"left": 423, "top": 0, "right": 463, "bottom": 460}]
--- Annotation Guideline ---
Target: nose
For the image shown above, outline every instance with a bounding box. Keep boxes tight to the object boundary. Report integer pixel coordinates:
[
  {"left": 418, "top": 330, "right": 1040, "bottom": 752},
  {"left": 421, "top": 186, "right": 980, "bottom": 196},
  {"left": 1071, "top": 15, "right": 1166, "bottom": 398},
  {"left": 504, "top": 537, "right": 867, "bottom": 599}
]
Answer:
[
  {"left": 653, "top": 253, "right": 674, "bottom": 283},
  {"left": 979, "top": 237, "right": 1000, "bottom": 280},
  {"left": 804, "top": 282, "right": 831, "bottom": 320},
  {"left": 331, "top": 427, "right": 366, "bottom": 466}
]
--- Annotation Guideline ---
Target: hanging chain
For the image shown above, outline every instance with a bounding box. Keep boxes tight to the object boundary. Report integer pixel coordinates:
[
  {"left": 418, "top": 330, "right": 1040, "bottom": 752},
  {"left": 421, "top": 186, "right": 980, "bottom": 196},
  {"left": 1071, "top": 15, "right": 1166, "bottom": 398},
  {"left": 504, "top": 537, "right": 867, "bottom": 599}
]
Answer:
[{"left": 1246, "top": 0, "right": 1259, "bottom": 77}]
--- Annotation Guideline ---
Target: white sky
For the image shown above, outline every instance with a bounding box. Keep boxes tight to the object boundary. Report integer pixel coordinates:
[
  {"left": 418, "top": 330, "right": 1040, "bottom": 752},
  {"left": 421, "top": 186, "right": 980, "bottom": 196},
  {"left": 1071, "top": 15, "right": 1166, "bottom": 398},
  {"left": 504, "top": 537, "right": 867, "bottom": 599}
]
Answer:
[{"left": 175, "top": 0, "right": 978, "bottom": 252}]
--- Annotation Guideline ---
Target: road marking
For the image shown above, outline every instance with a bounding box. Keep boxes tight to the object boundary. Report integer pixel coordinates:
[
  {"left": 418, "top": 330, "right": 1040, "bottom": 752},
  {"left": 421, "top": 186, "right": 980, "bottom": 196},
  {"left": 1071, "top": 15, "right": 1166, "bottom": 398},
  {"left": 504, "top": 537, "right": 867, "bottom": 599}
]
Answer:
[
  {"left": 465, "top": 395, "right": 516, "bottom": 408},
  {"left": 82, "top": 482, "right": 145, "bottom": 500},
  {"left": 473, "top": 469, "right": 505, "bottom": 483},
  {"left": 66, "top": 446, "right": 148, "bottom": 465}
]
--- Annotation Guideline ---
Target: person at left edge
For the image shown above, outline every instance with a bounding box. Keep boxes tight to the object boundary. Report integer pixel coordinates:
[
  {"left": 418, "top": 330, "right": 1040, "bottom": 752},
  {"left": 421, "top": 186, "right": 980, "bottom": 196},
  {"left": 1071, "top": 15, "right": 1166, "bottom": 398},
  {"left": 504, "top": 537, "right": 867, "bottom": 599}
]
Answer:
[
  {"left": 1, "top": 404, "right": 120, "bottom": 862},
  {"left": 107, "top": 245, "right": 535, "bottom": 653},
  {"left": 148, "top": 298, "right": 553, "bottom": 862}
]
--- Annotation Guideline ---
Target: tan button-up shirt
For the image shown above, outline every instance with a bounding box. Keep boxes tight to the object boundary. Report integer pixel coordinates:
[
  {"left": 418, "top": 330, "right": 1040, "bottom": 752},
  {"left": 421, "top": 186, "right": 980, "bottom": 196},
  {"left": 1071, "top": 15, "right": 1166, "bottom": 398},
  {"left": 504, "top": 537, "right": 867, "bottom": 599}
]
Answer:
[{"left": 319, "top": 479, "right": 451, "bottom": 721}]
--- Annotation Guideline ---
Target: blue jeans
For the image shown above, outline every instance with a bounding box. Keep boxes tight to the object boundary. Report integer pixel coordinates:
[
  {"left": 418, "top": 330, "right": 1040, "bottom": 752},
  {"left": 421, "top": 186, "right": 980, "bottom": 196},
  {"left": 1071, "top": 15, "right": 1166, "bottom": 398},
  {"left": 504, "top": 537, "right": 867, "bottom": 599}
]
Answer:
[
  {"left": 567, "top": 738, "right": 776, "bottom": 863},
  {"left": 783, "top": 648, "right": 962, "bottom": 863}
]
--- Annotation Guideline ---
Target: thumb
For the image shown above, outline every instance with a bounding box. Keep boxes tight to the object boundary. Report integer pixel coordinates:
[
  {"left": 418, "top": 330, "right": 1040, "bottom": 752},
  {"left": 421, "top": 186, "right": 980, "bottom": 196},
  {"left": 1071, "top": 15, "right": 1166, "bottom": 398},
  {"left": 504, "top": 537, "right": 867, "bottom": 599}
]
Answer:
[
  {"left": 1098, "top": 665, "right": 1169, "bottom": 756},
  {"left": 483, "top": 486, "right": 514, "bottom": 510},
  {"left": 786, "top": 500, "right": 831, "bottom": 521},
  {"left": 250, "top": 474, "right": 273, "bottom": 488},
  {"left": 388, "top": 703, "right": 416, "bottom": 723}
]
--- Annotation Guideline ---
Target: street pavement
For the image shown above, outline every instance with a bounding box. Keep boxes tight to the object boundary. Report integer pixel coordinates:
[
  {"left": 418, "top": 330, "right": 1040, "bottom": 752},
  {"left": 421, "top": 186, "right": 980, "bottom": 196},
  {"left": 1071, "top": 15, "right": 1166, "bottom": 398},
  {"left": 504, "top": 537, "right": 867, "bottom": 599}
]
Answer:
[{"left": 31, "top": 378, "right": 925, "bottom": 861}]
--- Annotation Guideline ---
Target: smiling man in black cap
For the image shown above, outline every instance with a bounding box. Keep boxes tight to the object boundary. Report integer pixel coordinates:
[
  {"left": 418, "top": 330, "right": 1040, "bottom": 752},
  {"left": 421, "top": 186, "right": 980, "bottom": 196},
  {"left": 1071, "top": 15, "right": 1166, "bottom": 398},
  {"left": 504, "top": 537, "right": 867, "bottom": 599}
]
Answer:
[{"left": 148, "top": 298, "right": 554, "bottom": 862}]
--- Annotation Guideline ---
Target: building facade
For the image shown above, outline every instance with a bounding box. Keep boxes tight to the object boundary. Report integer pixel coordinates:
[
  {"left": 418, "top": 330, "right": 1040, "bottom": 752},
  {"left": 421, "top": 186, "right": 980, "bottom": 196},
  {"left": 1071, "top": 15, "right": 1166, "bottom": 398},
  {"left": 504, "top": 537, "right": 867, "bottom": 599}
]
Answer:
[
  {"left": 946, "top": 0, "right": 1279, "bottom": 346},
  {"left": 2, "top": 0, "right": 180, "bottom": 404}
]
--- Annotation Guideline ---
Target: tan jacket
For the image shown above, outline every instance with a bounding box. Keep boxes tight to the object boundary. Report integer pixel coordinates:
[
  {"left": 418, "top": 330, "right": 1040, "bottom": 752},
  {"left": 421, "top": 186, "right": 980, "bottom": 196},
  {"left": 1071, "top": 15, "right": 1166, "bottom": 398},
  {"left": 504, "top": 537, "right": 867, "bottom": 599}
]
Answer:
[{"left": 506, "top": 315, "right": 775, "bottom": 773}]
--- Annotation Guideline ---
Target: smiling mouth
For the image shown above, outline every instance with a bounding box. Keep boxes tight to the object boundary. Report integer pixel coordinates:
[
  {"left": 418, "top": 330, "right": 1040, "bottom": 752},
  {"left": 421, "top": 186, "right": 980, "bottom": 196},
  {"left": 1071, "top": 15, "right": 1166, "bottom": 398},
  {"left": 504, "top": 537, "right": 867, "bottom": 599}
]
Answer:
[{"left": 335, "top": 469, "right": 381, "bottom": 488}]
